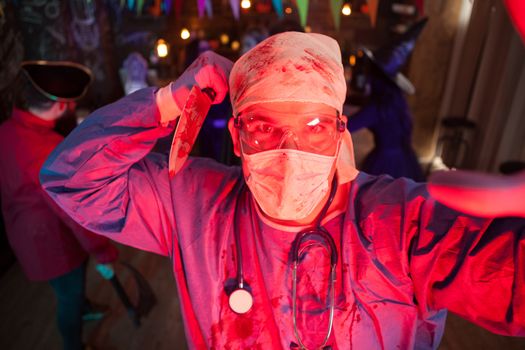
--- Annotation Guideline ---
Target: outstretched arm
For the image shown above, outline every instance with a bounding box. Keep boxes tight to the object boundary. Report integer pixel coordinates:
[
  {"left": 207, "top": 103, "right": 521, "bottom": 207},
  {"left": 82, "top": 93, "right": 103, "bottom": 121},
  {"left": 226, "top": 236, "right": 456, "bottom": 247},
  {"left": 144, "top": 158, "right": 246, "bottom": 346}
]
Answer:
[
  {"left": 428, "top": 169, "right": 525, "bottom": 218},
  {"left": 408, "top": 176, "right": 525, "bottom": 336},
  {"left": 357, "top": 175, "right": 525, "bottom": 337}
]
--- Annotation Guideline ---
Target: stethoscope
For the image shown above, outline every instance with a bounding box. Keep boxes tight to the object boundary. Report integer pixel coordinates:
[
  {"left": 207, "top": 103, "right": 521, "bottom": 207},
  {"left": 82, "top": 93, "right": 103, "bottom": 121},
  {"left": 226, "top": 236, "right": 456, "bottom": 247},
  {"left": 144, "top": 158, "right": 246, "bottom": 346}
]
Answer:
[{"left": 228, "top": 176, "right": 339, "bottom": 350}]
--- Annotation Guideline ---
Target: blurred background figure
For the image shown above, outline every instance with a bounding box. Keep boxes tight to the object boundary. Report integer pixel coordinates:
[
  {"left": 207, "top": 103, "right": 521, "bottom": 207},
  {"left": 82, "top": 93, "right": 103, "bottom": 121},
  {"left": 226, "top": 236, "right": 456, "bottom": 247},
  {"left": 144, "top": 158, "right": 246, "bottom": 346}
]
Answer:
[
  {"left": 345, "top": 18, "right": 428, "bottom": 181},
  {"left": 0, "top": 61, "right": 118, "bottom": 350},
  {"left": 240, "top": 26, "right": 268, "bottom": 54},
  {"left": 120, "top": 52, "right": 150, "bottom": 95}
]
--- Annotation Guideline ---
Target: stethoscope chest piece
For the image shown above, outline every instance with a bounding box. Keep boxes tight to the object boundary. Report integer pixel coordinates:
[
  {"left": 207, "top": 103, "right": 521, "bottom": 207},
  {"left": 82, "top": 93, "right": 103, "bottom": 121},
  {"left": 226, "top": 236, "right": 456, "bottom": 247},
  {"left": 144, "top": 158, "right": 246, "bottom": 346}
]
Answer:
[{"left": 229, "top": 288, "right": 253, "bottom": 314}]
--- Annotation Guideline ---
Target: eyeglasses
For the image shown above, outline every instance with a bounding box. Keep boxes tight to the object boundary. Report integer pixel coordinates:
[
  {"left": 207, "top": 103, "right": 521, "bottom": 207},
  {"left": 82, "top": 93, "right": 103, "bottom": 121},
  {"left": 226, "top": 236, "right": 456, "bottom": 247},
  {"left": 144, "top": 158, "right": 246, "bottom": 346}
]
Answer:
[{"left": 234, "top": 112, "right": 346, "bottom": 156}]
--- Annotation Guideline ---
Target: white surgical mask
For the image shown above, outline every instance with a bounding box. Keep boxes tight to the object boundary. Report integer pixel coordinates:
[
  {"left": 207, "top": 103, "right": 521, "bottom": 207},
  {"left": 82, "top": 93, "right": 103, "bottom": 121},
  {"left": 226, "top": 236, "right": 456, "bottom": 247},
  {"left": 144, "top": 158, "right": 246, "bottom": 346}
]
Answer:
[{"left": 242, "top": 149, "right": 337, "bottom": 221}]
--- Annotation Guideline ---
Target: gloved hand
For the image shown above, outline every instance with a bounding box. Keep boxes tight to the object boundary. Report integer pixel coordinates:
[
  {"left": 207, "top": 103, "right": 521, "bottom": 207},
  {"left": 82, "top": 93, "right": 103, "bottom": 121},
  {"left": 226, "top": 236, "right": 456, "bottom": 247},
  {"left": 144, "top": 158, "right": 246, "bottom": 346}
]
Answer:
[
  {"left": 428, "top": 170, "right": 525, "bottom": 217},
  {"left": 96, "top": 263, "right": 115, "bottom": 280},
  {"left": 169, "top": 51, "right": 233, "bottom": 122}
]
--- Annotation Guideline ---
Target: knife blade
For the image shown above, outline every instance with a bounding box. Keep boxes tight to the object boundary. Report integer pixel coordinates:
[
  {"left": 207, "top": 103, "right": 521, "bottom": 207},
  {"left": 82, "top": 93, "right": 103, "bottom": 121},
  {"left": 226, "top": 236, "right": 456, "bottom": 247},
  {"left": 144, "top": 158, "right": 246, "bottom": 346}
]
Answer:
[{"left": 168, "top": 86, "right": 215, "bottom": 177}]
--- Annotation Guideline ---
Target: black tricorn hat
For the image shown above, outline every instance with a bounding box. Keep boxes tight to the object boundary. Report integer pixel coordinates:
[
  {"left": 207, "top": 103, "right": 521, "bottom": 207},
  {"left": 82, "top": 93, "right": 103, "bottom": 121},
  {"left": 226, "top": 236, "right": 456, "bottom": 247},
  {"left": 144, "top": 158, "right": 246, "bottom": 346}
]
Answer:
[
  {"left": 361, "top": 17, "right": 428, "bottom": 94},
  {"left": 21, "top": 60, "right": 93, "bottom": 101}
]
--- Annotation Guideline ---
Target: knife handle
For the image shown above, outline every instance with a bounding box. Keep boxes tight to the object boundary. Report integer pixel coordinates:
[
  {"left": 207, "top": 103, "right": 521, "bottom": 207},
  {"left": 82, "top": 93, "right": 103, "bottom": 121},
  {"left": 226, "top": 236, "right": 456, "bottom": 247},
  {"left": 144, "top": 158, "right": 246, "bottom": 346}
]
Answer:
[{"left": 201, "top": 87, "right": 216, "bottom": 102}]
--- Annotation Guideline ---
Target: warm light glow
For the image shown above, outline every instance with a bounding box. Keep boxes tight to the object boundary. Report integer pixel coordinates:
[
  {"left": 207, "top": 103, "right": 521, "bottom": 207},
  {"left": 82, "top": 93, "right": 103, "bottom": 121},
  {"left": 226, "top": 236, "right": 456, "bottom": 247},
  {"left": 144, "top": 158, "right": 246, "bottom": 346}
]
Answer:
[
  {"left": 284, "top": 7, "right": 292, "bottom": 14},
  {"left": 231, "top": 40, "right": 240, "bottom": 51},
  {"left": 156, "top": 39, "right": 169, "bottom": 58},
  {"left": 180, "top": 28, "right": 190, "bottom": 40},
  {"left": 305, "top": 25, "right": 312, "bottom": 33},
  {"left": 349, "top": 54, "right": 356, "bottom": 66},
  {"left": 241, "top": 0, "right": 251, "bottom": 9},
  {"left": 342, "top": 3, "right": 352, "bottom": 16},
  {"left": 220, "top": 33, "right": 230, "bottom": 45}
]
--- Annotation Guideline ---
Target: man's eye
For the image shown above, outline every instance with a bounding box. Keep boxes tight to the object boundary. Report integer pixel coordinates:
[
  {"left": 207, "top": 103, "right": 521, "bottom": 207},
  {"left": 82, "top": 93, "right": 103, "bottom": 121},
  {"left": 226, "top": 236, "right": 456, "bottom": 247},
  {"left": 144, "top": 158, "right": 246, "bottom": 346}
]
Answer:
[
  {"left": 255, "top": 124, "right": 274, "bottom": 133},
  {"left": 309, "top": 124, "right": 325, "bottom": 134}
]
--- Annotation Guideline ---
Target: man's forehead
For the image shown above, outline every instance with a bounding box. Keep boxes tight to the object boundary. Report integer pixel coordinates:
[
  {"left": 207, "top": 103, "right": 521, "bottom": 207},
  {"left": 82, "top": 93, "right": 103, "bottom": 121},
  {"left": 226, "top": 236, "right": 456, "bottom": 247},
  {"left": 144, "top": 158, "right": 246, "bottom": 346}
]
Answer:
[{"left": 240, "top": 101, "right": 337, "bottom": 117}]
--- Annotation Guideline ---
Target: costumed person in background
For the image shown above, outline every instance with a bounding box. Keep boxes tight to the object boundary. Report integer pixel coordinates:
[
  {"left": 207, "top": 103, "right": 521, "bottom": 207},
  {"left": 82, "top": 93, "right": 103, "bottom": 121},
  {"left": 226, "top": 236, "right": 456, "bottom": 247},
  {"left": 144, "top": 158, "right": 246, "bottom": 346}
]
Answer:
[
  {"left": 120, "top": 52, "right": 149, "bottom": 95},
  {"left": 41, "top": 32, "right": 524, "bottom": 349},
  {"left": 0, "top": 61, "right": 119, "bottom": 350},
  {"left": 345, "top": 19, "right": 427, "bottom": 181}
]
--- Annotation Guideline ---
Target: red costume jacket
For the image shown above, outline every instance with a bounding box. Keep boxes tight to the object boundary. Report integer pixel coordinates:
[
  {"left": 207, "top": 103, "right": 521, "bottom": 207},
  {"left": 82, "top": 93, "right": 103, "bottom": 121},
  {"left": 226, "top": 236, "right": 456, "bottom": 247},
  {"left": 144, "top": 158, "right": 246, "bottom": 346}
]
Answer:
[{"left": 0, "top": 108, "right": 117, "bottom": 281}]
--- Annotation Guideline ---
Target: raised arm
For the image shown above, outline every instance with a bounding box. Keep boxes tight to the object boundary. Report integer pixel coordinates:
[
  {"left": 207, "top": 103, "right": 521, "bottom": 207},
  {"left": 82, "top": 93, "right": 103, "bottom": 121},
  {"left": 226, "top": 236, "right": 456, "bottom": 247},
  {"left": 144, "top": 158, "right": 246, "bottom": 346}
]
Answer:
[{"left": 40, "top": 51, "right": 232, "bottom": 256}]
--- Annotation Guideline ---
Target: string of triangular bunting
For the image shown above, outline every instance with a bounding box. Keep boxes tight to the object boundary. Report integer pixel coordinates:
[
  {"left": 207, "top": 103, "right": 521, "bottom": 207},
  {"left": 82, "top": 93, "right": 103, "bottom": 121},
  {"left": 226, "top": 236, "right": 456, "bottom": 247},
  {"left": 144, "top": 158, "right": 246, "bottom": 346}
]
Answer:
[{"left": 119, "top": 0, "right": 419, "bottom": 31}]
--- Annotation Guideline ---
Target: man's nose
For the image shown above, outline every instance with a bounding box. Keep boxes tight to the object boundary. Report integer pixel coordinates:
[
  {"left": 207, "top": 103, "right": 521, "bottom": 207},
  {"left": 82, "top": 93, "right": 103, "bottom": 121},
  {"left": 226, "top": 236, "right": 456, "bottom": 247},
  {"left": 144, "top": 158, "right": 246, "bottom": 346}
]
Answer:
[{"left": 278, "top": 130, "right": 300, "bottom": 150}]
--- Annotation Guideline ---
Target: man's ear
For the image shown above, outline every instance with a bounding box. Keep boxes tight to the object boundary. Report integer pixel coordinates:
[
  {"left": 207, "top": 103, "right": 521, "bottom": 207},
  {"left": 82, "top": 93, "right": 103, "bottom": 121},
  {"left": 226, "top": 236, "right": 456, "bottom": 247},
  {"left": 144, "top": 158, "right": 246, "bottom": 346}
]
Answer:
[
  {"left": 47, "top": 101, "right": 67, "bottom": 119},
  {"left": 228, "top": 117, "right": 241, "bottom": 157},
  {"left": 56, "top": 101, "right": 67, "bottom": 114}
]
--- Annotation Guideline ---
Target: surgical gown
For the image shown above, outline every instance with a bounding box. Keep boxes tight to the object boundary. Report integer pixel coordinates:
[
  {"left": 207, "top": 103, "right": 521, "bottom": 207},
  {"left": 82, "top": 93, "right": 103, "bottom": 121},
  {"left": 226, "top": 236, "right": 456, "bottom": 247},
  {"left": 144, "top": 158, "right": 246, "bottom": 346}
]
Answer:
[{"left": 40, "top": 88, "right": 525, "bottom": 349}]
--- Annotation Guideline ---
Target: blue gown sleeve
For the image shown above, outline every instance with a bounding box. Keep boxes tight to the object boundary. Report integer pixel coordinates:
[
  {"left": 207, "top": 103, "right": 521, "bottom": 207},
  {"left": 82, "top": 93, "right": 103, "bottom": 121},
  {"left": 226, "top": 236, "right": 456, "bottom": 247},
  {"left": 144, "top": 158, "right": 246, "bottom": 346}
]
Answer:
[
  {"left": 356, "top": 175, "right": 525, "bottom": 336},
  {"left": 410, "top": 196, "right": 525, "bottom": 336},
  {"left": 40, "top": 88, "right": 176, "bottom": 256}
]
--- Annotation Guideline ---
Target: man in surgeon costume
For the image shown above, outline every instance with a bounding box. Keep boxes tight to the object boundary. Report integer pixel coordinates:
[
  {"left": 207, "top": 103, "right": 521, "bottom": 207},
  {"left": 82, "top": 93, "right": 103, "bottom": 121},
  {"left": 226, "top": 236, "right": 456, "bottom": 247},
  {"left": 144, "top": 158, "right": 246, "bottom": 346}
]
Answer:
[{"left": 41, "top": 32, "right": 525, "bottom": 349}]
